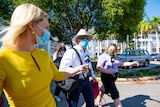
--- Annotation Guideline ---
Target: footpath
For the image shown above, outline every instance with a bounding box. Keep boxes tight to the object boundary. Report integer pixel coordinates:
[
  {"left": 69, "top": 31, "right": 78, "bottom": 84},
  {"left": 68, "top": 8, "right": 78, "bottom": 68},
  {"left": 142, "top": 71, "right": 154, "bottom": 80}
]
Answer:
[
  {"left": 116, "top": 75, "right": 160, "bottom": 82},
  {"left": 94, "top": 74, "right": 160, "bottom": 82}
]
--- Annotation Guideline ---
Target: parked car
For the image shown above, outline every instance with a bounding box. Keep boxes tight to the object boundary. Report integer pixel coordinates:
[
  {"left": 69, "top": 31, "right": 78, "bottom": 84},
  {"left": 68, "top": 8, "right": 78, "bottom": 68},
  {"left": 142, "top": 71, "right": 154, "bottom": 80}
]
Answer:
[
  {"left": 117, "top": 53, "right": 121, "bottom": 57},
  {"left": 149, "top": 53, "right": 160, "bottom": 61},
  {"left": 118, "top": 50, "right": 151, "bottom": 67}
]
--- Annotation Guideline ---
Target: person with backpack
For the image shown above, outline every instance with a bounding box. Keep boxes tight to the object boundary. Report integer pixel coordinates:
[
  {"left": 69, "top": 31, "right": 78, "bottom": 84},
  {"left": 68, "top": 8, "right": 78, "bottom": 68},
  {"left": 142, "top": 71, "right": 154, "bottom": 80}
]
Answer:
[
  {"left": 59, "top": 29, "right": 96, "bottom": 107},
  {"left": 52, "top": 42, "right": 66, "bottom": 101}
]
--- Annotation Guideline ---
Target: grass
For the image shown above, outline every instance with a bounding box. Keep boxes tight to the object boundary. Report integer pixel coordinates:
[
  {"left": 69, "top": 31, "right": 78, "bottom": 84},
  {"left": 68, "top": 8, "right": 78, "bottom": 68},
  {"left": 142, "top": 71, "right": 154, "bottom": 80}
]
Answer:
[
  {"left": 94, "top": 66, "right": 160, "bottom": 78},
  {"left": 118, "top": 69, "right": 160, "bottom": 78}
]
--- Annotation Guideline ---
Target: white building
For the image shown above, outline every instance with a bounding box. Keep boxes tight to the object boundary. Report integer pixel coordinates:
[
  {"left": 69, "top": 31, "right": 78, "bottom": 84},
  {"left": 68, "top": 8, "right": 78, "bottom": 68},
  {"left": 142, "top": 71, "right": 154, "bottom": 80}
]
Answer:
[
  {"left": 88, "top": 33, "right": 160, "bottom": 57},
  {"left": 133, "top": 33, "right": 160, "bottom": 54}
]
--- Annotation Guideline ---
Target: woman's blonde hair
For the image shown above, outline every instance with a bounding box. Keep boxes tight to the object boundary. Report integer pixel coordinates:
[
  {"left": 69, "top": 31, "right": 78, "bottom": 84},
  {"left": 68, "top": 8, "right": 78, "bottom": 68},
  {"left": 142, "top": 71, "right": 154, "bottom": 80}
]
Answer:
[
  {"left": 105, "top": 43, "right": 117, "bottom": 54},
  {"left": 0, "top": 3, "right": 48, "bottom": 47}
]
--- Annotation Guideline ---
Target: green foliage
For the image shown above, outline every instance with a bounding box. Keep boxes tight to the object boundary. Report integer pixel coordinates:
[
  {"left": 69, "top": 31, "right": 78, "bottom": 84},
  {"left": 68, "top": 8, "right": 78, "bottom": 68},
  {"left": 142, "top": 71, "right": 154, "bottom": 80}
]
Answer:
[
  {"left": 91, "top": 61, "right": 98, "bottom": 72},
  {"left": 101, "top": 0, "right": 146, "bottom": 42},
  {"left": 12, "top": 0, "right": 105, "bottom": 44},
  {"left": 118, "top": 69, "right": 160, "bottom": 78},
  {"left": 50, "top": 0, "right": 105, "bottom": 44},
  {"left": 0, "top": 0, "right": 14, "bottom": 25},
  {"left": 137, "top": 16, "right": 160, "bottom": 35},
  {"left": 95, "top": 68, "right": 160, "bottom": 78},
  {"left": 0, "top": 0, "right": 151, "bottom": 44},
  {"left": 149, "top": 16, "right": 160, "bottom": 33}
]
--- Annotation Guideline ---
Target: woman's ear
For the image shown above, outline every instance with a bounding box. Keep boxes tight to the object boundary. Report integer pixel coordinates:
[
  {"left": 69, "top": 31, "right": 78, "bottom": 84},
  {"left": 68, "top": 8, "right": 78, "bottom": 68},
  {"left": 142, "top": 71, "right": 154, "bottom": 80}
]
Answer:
[{"left": 28, "top": 22, "right": 36, "bottom": 31}]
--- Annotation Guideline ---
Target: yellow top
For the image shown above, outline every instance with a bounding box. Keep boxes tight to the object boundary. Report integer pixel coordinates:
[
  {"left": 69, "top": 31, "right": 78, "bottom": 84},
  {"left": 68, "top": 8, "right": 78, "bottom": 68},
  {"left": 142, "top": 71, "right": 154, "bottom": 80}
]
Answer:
[{"left": 0, "top": 47, "right": 65, "bottom": 107}]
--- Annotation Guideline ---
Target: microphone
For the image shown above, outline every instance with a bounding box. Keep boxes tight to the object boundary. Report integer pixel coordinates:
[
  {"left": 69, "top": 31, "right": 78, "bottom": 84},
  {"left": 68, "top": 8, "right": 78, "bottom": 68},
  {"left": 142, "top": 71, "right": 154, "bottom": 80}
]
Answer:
[
  {"left": 85, "top": 55, "right": 90, "bottom": 63},
  {"left": 111, "top": 57, "right": 115, "bottom": 68},
  {"left": 110, "top": 51, "right": 115, "bottom": 67},
  {"left": 110, "top": 51, "right": 115, "bottom": 77}
]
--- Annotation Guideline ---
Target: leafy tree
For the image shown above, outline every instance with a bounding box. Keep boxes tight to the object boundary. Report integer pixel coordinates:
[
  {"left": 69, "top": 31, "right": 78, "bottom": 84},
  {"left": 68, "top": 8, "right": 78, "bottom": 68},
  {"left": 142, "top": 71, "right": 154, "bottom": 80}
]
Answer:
[
  {"left": 12, "top": 0, "right": 105, "bottom": 45},
  {"left": 50, "top": 0, "right": 105, "bottom": 45},
  {"left": 1, "top": 0, "right": 146, "bottom": 44},
  {"left": 0, "top": 0, "right": 14, "bottom": 25},
  {"left": 101, "top": 0, "right": 146, "bottom": 42}
]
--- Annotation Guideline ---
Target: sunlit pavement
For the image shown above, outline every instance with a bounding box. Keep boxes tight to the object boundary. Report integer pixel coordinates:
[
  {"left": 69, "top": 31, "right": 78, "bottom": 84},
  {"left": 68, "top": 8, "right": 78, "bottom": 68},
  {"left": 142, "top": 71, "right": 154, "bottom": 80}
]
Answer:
[
  {"left": 80, "top": 80, "right": 160, "bottom": 107},
  {"left": 55, "top": 80, "right": 160, "bottom": 107}
]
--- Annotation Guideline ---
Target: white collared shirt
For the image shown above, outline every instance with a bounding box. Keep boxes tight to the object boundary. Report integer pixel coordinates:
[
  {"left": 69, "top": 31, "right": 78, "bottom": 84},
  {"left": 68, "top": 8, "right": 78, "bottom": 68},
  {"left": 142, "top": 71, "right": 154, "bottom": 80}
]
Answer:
[{"left": 59, "top": 45, "right": 95, "bottom": 79}]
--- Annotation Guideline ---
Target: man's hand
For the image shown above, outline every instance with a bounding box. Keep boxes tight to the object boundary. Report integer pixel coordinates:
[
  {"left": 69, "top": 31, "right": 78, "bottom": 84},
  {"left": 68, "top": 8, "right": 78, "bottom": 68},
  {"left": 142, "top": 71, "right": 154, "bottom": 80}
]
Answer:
[
  {"left": 80, "top": 64, "right": 89, "bottom": 73},
  {"left": 107, "top": 68, "right": 114, "bottom": 74}
]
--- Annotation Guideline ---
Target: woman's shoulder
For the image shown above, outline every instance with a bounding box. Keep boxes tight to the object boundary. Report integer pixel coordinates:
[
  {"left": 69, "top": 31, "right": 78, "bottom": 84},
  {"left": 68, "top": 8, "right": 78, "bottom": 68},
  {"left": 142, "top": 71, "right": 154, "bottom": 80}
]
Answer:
[
  {"left": 35, "top": 47, "right": 46, "bottom": 52},
  {"left": 0, "top": 47, "right": 6, "bottom": 56},
  {"left": 0, "top": 47, "right": 12, "bottom": 55},
  {"left": 34, "top": 48, "right": 49, "bottom": 56},
  {"left": 99, "top": 53, "right": 108, "bottom": 57}
]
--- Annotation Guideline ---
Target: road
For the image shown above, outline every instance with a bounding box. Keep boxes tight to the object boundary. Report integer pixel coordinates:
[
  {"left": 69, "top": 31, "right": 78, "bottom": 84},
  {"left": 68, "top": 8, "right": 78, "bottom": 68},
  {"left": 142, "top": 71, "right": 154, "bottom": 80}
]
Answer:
[
  {"left": 54, "top": 80, "right": 160, "bottom": 107},
  {"left": 149, "top": 61, "right": 160, "bottom": 67},
  {"left": 93, "top": 80, "right": 160, "bottom": 107}
]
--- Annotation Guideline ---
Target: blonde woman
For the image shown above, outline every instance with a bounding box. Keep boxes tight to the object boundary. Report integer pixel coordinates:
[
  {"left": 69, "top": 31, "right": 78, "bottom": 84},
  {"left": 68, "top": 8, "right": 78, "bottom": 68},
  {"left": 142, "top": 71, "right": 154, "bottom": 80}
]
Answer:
[
  {"left": 0, "top": 3, "right": 89, "bottom": 107},
  {"left": 96, "top": 43, "right": 139, "bottom": 107}
]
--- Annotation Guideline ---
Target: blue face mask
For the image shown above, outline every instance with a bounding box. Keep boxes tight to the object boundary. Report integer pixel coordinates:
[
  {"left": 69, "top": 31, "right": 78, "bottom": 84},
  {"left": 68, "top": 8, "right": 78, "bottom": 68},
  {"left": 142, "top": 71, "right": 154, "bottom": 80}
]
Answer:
[
  {"left": 79, "top": 39, "right": 89, "bottom": 48},
  {"left": 35, "top": 23, "right": 51, "bottom": 45}
]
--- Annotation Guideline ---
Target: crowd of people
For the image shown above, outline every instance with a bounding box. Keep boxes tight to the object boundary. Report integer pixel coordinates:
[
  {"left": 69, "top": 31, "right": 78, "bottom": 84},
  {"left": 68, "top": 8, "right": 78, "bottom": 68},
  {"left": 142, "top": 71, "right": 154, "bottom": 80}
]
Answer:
[{"left": 0, "top": 3, "right": 139, "bottom": 107}]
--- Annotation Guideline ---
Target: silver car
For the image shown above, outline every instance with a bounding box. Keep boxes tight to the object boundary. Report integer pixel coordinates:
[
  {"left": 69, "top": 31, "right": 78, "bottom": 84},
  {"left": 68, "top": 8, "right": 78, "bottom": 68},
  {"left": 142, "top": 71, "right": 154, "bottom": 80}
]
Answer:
[
  {"left": 118, "top": 50, "right": 151, "bottom": 67},
  {"left": 150, "top": 53, "right": 160, "bottom": 61}
]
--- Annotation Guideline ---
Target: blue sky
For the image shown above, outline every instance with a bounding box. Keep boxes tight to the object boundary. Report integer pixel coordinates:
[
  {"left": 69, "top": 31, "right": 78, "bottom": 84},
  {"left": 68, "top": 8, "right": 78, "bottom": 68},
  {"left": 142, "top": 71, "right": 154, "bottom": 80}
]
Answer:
[{"left": 144, "top": 0, "right": 160, "bottom": 20}]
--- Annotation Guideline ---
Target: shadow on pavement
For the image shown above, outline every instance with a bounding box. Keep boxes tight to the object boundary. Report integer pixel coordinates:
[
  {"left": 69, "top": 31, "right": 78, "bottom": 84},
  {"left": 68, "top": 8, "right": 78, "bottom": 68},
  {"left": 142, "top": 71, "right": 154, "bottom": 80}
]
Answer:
[{"left": 103, "top": 94, "right": 160, "bottom": 107}]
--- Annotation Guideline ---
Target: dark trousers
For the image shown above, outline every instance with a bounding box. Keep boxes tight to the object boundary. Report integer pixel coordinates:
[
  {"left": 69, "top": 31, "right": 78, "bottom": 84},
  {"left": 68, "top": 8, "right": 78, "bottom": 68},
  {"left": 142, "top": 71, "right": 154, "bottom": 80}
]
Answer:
[
  {"left": 66, "top": 77, "right": 94, "bottom": 107},
  {"left": 54, "top": 83, "right": 61, "bottom": 96},
  {"left": 101, "top": 73, "right": 119, "bottom": 99}
]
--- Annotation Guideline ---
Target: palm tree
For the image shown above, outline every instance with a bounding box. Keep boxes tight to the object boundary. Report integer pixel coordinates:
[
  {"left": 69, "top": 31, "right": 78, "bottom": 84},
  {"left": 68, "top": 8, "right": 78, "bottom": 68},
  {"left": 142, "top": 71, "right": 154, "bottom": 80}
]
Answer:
[
  {"left": 149, "top": 16, "right": 160, "bottom": 52},
  {"left": 137, "top": 21, "right": 149, "bottom": 50}
]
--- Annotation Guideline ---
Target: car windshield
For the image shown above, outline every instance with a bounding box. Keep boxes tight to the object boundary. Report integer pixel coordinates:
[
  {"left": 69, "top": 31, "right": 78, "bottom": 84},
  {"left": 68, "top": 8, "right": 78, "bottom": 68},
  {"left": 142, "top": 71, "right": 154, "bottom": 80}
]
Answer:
[
  {"left": 121, "top": 51, "right": 131, "bottom": 56},
  {"left": 150, "top": 53, "right": 158, "bottom": 56}
]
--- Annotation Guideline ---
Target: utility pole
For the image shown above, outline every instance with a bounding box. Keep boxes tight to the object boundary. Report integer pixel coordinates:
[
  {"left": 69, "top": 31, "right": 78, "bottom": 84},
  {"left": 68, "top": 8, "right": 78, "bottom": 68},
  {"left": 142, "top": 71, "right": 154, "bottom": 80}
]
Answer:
[{"left": 125, "top": 34, "right": 129, "bottom": 72}]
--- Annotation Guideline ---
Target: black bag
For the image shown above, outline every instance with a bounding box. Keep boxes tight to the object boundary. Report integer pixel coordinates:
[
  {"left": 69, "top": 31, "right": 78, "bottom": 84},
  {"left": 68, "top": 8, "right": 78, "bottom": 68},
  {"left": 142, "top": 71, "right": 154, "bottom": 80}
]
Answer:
[
  {"left": 56, "top": 48, "right": 83, "bottom": 93},
  {"left": 57, "top": 75, "right": 79, "bottom": 93},
  {"left": 54, "top": 57, "right": 62, "bottom": 69}
]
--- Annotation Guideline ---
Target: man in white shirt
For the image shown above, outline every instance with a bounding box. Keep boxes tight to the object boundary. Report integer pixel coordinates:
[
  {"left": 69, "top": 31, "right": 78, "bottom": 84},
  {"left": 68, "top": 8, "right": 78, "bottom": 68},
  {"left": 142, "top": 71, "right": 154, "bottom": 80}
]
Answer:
[{"left": 59, "top": 29, "right": 96, "bottom": 107}]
